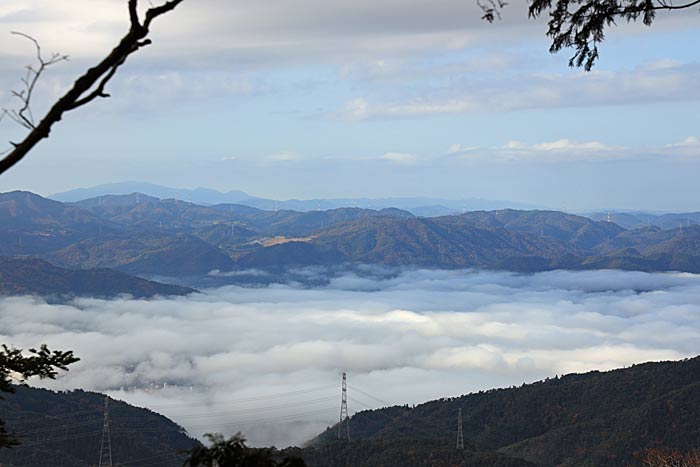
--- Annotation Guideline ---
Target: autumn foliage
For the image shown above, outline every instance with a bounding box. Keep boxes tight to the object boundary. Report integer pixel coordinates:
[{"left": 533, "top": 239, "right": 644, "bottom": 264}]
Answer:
[{"left": 632, "top": 448, "right": 700, "bottom": 467}]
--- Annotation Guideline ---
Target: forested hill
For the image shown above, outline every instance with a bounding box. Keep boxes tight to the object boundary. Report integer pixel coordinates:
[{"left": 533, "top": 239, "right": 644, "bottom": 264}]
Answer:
[
  {"left": 4, "top": 190, "right": 700, "bottom": 278},
  {"left": 311, "top": 357, "right": 700, "bottom": 467},
  {"left": 286, "top": 439, "right": 537, "bottom": 467},
  {"left": 0, "top": 386, "right": 198, "bottom": 467},
  {"left": 0, "top": 257, "right": 196, "bottom": 299}
]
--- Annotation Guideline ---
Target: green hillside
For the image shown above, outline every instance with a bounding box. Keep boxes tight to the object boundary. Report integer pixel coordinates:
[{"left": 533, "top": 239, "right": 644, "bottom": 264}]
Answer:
[
  {"left": 0, "top": 386, "right": 198, "bottom": 467},
  {"left": 312, "top": 357, "right": 700, "bottom": 467}
]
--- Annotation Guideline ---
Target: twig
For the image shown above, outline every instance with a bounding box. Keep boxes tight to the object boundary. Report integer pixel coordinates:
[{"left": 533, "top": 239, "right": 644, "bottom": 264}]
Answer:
[
  {"left": 0, "top": 0, "right": 185, "bottom": 176},
  {"left": 2, "top": 32, "right": 68, "bottom": 131}
]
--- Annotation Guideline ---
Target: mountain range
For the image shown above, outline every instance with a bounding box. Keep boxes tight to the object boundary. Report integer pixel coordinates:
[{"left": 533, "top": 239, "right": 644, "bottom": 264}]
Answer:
[
  {"left": 584, "top": 210, "right": 700, "bottom": 230},
  {"left": 3, "top": 190, "right": 700, "bottom": 286},
  {"left": 51, "top": 182, "right": 541, "bottom": 216}
]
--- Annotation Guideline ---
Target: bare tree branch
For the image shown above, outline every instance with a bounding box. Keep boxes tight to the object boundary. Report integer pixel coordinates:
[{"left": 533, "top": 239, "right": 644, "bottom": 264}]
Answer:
[
  {"left": 2, "top": 32, "right": 68, "bottom": 131},
  {"left": 144, "top": 0, "right": 186, "bottom": 28},
  {"left": 129, "top": 0, "right": 140, "bottom": 26},
  {"left": 0, "top": 0, "right": 185, "bottom": 176}
]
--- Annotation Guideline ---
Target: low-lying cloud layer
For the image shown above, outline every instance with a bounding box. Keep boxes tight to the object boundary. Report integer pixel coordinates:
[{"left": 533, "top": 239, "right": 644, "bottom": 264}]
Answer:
[{"left": 2, "top": 268, "right": 700, "bottom": 446}]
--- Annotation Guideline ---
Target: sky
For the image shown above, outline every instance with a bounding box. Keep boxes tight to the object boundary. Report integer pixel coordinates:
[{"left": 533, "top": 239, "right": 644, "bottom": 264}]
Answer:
[
  {"left": 2, "top": 268, "right": 699, "bottom": 446},
  {"left": 0, "top": 0, "right": 699, "bottom": 210}
]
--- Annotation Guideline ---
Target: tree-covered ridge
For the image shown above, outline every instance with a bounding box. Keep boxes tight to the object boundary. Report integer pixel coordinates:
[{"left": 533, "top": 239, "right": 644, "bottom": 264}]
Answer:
[
  {"left": 0, "top": 386, "right": 197, "bottom": 467},
  {"left": 0, "top": 256, "right": 195, "bottom": 299},
  {"left": 285, "top": 439, "right": 537, "bottom": 467},
  {"left": 312, "top": 357, "right": 700, "bottom": 467}
]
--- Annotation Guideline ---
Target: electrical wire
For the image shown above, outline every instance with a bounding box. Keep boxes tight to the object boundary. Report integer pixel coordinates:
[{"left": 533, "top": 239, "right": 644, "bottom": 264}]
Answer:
[{"left": 348, "top": 385, "right": 391, "bottom": 406}]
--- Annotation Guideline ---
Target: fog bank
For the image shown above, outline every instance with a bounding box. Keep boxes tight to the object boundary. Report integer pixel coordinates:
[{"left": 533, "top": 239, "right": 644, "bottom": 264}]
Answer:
[{"left": 2, "top": 268, "right": 699, "bottom": 446}]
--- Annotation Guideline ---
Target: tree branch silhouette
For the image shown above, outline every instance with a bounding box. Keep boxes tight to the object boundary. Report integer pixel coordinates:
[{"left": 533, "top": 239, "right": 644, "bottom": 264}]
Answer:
[
  {"left": 0, "top": 0, "right": 185, "bottom": 176},
  {"left": 481, "top": 0, "right": 700, "bottom": 70},
  {"left": 2, "top": 32, "right": 68, "bottom": 132}
]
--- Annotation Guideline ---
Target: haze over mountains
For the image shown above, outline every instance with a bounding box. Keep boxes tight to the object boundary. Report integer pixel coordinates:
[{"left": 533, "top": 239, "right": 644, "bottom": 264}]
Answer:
[{"left": 51, "top": 182, "right": 542, "bottom": 216}]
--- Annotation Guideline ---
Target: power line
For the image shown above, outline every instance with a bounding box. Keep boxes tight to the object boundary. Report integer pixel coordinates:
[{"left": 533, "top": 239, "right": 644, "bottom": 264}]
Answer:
[
  {"left": 109, "top": 407, "right": 338, "bottom": 436},
  {"left": 112, "top": 395, "right": 338, "bottom": 421},
  {"left": 148, "top": 384, "right": 337, "bottom": 409},
  {"left": 348, "top": 396, "right": 373, "bottom": 410},
  {"left": 17, "top": 419, "right": 103, "bottom": 436},
  {"left": 4, "top": 384, "right": 337, "bottom": 426},
  {"left": 111, "top": 451, "right": 186, "bottom": 467},
  {"left": 13, "top": 430, "right": 103, "bottom": 448},
  {"left": 13, "top": 394, "right": 341, "bottom": 439},
  {"left": 13, "top": 407, "right": 339, "bottom": 449},
  {"left": 347, "top": 385, "right": 390, "bottom": 406},
  {"left": 12, "top": 394, "right": 338, "bottom": 434},
  {"left": 4, "top": 407, "right": 103, "bottom": 425}
]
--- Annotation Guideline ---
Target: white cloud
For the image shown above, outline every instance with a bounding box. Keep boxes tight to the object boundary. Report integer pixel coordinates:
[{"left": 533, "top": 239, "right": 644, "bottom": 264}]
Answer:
[
  {"left": 443, "top": 136, "right": 700, "bottom": 163},
  {"left": 530, "top": 139, "right": 610, "bottom": 152},
  {"left": 502, "top": 138, "right": 618, "bottom": 159},
  {"left": 446, "top": 138, "right": 622, "bottom": 163},
  {"left": 1, "top": 268, "right": 699, "bottom": 447},
  {"left": 381, "top": 152, "right": 417, "bottom": 164},
  {"left": 660, "top": 135, "right": 700, "bottom": 159},
  {"left": 643, "top": 58, "right": 683, "bottom": 71},
  {"left": 338, "top": 63, "right": 700, "bottom": 119},
  {"left": 667, "top": 136, "right": 700, "bottom": 148},
  {"left": 267, "top": 152, "right": 301, "bottom": 162},
  {"left": 258, "top": 151, "right": 303, "bottom": 167},
  {"left": 342, "top": 97, "right": 478, "bottom": 120},
  {"left": 344, "top": 98, "right": 371, "bottom": 120},
  {"left": 0, "top": 0, "right": 531, "bottom": 70}
]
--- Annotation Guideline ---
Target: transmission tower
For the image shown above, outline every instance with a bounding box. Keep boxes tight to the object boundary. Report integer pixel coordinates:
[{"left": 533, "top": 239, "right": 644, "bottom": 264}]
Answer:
[
  {"left": 98, "top": 396, "right": 113, "bottom": 467},
  {"left": 456, "top": 408, "right": 464, "bottom": 449},
  {"left": 338, "top": 372, "right": 350, "bottom": 441}
]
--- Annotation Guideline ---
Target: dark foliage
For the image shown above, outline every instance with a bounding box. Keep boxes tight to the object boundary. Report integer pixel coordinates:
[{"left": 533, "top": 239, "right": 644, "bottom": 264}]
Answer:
[
  {"left": 481, "top": 0, "right": 700, "bottom": 70},
  {"left": 183, "top": 433, "right": 306, "bottom": 467},
  {"left": 286, "top": 438, "right": 536, "bottom": 467},
  {"left": 0, "top": 346, "right": 78, "bottom": 448},
  {"left": 0, "top": 386, "right": 197, "bottom": 466}
]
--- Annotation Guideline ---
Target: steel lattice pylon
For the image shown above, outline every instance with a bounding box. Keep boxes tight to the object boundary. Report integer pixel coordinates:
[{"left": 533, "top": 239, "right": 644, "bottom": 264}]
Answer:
[
  {"left": 98, "top": 396, "right": 113, "bottom": 467},
  {"left": 338, "top": 372, "right": 350, "bottom": 441},
  {"left": 457, "top": 408, "right": 464, "bottom": 449}
]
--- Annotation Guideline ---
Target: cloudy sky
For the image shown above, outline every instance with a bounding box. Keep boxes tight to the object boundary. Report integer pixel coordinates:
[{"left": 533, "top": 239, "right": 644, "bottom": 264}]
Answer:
[
  {"left": 2, "top": 268, "right": 699, "bottom": 446},
  {"left": 0, "top": 0, "right": 698, "bottom": 210}
]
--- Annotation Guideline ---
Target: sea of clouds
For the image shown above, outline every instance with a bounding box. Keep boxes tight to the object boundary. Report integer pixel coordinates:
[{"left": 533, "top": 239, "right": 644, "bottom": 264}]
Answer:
[{"left": 2, "top": 268, "right": 700, "bottom": 447}]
